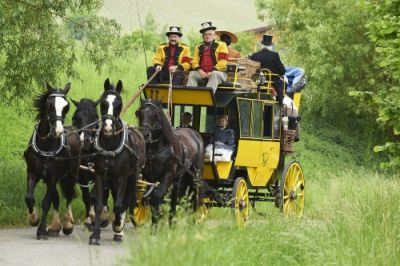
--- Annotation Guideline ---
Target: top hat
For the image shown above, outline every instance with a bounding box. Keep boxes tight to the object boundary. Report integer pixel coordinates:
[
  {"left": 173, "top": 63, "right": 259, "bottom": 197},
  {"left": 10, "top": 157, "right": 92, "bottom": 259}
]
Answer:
[
  {"left": 261, "top": 34, "right": 274, "bottom": 46},
  {"left": 166, "top": 26, "right": 182, "bottom": 37},
  {"left": 200, "top": 21, "right": 217, "bottom": 33},
  {"left": 215, "top": 31, "right": 238, "bottom": 43}
]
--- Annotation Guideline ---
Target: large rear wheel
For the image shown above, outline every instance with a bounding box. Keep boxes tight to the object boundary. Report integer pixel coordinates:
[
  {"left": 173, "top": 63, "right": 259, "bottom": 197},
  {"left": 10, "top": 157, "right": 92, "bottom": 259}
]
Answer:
[
  {"left": 231, "top": 178, "right": 249, "bottom": 226},
  {"left": 280, "top": 161, "right": 305, "bottom": 216}
]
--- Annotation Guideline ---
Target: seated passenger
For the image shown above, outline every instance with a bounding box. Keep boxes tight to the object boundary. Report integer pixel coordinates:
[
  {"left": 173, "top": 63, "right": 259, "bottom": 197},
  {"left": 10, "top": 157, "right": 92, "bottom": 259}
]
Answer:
[
  {"left": 205, "top": 115, "right": 235, "bottom": 162},
  {"left": 216, "top": 30, "right": 241, "bottom": 59},
  {"left": 147, "top": 26, "right": 191, "bottom": 85},
  {"left": 250, "top": 34, "right": 285, "bottom": 104},
  {"left": 177, "top": 112, "right": 194, "bottom": 129},
  {"left": 284, "top": 66, "right": 306, "bottom": 98},
  {"left": 186, "top": 22, "right": 228, "bottom": 93}
]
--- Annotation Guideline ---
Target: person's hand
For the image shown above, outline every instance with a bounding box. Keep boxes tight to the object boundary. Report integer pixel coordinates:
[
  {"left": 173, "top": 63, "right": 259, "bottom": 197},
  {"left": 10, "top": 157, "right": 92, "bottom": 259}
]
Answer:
[
  {"left": 155, "top": 65, "right": 162, "bottom": 72},
  {"left": 207, "top": 72, "right": 212, "bottom": 77},
  {"left": 169, "top": 66, "right": 178, "bottom": 73},
  {"left": 215, "top": 141, "right": 223, "bottom": 145},
  {"left": 199, "top": 70, "right": 207, "bottom": 78}
]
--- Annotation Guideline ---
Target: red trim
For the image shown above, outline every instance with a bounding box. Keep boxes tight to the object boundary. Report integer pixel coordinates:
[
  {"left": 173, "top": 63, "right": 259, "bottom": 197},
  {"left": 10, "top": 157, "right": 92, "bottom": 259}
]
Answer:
[
  {"left": 218, "top": 53, "right": 229, "bottom": 60},
  {"left": 182, "top": 57, "right": 191, "bottom": 64}
]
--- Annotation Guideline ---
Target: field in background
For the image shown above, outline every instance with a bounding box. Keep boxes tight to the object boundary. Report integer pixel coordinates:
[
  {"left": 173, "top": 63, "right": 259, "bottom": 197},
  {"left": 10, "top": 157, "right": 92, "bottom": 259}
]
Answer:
[{"left": 98, "top": 0, "right": 263, "bottom": 33}]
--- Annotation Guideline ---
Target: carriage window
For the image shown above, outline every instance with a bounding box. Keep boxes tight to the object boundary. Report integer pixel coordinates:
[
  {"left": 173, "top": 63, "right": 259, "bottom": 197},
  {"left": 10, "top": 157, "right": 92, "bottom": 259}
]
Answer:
[
  {"left": 251, "top": 101, "right": 262, "bottom": 138},
  {"left": 263, "top": 104, "right": 273, "bottom": 139},
  {"left": 199, "top": 107, "right": 215, "bottom": 133},
  {"left": 273, "top": 105, "right": 281, "bottom": 139},
  {"left": 238, "top": 99, "right": 251, "bottom": 137}
]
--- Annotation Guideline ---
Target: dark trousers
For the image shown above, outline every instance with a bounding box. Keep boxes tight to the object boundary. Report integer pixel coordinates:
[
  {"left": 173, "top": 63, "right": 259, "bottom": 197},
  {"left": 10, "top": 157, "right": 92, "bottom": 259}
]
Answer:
[
  {"left": 272, "top": 76, "right": 284, "bottom": 105},
  {"left": 146, "top": 66, "right": 185, "bottom": 85}
]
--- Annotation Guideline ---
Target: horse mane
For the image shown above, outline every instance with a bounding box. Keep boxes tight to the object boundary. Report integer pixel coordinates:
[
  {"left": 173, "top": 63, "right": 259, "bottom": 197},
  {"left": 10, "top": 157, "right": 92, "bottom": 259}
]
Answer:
[
  {"left": 146, "top": 100, "right": 179, "bottom": 147},
  {"left": 33, "top": 89, "right": 55, "bottom": 121}
]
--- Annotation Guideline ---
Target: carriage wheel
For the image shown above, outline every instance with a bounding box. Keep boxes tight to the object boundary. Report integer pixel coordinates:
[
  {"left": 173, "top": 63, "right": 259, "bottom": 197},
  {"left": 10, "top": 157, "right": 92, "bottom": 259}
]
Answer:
[
  {"left": 280, "top": 161, "right": 305, "bottom": 217},
  {"left": 132, "top": 201, "right": 151, "bottom": 226},
  {"left": 231, "top": 178, "right": 249, "bottom": 226}
]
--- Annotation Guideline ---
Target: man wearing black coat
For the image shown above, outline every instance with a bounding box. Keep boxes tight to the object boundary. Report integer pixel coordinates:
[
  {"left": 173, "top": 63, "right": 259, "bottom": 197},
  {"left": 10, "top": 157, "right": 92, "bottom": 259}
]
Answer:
[{"left": 250, "top": 34, "right": 286, "bottom": 104}]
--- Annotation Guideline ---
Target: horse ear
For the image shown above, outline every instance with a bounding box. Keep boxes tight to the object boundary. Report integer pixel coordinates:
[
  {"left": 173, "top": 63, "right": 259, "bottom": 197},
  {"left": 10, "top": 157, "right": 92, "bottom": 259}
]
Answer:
[
  {"left": 71, "top": 99, "right": 79, "bottom": 107},
  {"left": 116, "top": 80, "right": 123, "bottom": 94},
  {"left": 63, "top": 83, "right": 71, "bottom": 95},
  {"left": 46, "top": 82, "right": 53, "bottom": 92},
  {"left": 104, "top": 78, "right": 111, "bottom": 91}
]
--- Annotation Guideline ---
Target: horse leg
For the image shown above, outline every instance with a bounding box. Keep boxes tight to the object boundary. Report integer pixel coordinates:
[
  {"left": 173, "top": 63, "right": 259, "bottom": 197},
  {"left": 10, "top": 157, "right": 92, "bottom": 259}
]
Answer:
[
  {"left": 37, "top": 179, "right": 56, "bottom": 240},
  {"left": 89, "top": 174, "right": 103, "bottom": 245},
  {"left": 60, "top": 176, "right": 76, "bottom": 236},
  {"left": 25, "top": 172, "right": 39, "bottom": 226},
  {"left": 112, "top": 178, "right": 127, "bottom": 241},
  {"left": 169, "top": 181, "right": 179, "bottom": 226},
  {"left": 100, "top": 188, "right": 110, "bottom": 228},
  {"left": 149, "top": 175, "right": 171, "bottom": 230},
  {"left": 80, "top": 181, "right": 92, "bottom": 228},
  {"left": 48, "top": 188, "right": 61, "bottom": 236}
]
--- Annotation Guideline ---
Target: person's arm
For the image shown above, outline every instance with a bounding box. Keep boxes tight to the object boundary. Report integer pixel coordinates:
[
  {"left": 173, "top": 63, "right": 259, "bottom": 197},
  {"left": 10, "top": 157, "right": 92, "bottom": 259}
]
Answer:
[
  {"left": 214, "top": 42, "right": 228, "bottom": 71},
  {"left": 225, "top": 129, "right": 235, "bottom": 148},
  {"left": 178, "top": 45, "right": 191, "bottom": 71},
  {"left": 153, "top": 46, "right": 165, "bottom": 67},
  {"left": 192, "top": 45, "right": 200, "bottom": 70},
  {"left": 274, "top": 53, "right": 286, "bottom": 76}
]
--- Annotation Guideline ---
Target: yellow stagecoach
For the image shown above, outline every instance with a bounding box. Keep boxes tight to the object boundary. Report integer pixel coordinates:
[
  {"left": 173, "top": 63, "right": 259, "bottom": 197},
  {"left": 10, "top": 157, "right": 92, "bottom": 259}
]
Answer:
[{"left": 133, "top": 60, "right": 305, "bottom": 225}]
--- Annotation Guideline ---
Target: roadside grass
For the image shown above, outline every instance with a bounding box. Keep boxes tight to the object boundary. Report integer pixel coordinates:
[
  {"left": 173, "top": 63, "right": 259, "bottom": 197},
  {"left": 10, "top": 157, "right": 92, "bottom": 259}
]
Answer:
[{"left": 124, "top": 173, "right": 400, "bottom": 266}]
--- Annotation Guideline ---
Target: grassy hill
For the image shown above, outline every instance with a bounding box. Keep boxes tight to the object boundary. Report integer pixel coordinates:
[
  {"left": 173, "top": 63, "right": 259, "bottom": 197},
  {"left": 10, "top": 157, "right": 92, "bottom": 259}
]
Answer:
[{"left": 98, "top": 0, "right": 264, "bottom": 33}]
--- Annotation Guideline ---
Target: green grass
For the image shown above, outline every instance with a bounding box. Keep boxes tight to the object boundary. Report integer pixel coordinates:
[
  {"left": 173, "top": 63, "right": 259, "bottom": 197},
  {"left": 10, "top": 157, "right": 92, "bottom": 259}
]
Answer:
[{"left": 124, "top": 173, "right": 400, "bottom": 265}]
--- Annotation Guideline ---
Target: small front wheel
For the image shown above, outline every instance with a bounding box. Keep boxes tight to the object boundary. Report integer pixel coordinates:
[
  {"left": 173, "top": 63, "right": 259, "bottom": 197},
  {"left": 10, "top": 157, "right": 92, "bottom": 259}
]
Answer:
[{"left": 280, "top": 161, "right": 305, "bottom": 217}]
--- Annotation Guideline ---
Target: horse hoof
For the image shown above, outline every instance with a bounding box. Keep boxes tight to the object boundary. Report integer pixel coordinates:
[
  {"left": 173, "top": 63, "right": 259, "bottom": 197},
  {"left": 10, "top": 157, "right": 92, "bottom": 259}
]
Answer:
[
  {"left": 62, "top": 227, "right": 73, "bottom": 235},
  {"left": 113, "top": 234, "right": 123, "bottom": 243},
  {"left": 47, "top": 229, "right": 60, "bottom": 237},
  {"left": 89, "top": 237, "right": 100, "bottom": 245},
  {"left": 84, "top": 222, "right": 93, "bottom": 231},
  {"left": 100, "top": 219, "right": 109, "bottom": 228},
  {"left": 28, "top": 216, "right": 39, "bottom": 226},
  {"left": 37, "top": 232, "right": 48, "bottom": 240}
]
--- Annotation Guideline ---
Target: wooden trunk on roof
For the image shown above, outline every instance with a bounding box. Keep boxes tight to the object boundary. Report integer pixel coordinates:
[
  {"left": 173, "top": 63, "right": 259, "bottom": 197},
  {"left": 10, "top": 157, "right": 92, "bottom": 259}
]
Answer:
[{"left": 228, "top": 58, "right": 260, "bottom": 89}]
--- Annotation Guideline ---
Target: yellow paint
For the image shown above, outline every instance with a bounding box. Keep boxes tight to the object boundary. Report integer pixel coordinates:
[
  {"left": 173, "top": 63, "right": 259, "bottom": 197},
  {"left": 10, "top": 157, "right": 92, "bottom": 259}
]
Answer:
[
  {"left": 144, "top": 86, "right": 214, "bottom": 106},
  {"left": 293, "top": 92, "right": 302, "bottom": 110},
  {"left": 203, "top": 161, "right": 233, "bottom": 180},
  {"left": 235, "top": 139, "right": 280, "bottom": 187}
]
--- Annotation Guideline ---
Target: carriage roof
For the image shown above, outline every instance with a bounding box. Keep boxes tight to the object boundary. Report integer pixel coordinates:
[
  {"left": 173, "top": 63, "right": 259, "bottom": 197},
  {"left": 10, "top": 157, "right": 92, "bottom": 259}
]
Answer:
[{"left": 143, "top": 84, "right": 277, "bottom": 108}]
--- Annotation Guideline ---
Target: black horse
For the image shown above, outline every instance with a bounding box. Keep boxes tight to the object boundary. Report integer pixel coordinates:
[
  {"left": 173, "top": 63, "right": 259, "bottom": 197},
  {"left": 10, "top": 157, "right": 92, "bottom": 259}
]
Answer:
[
  {"left": 89, "top": 79, "right": 146, "bottom": 245},
  {"left": 71, "top": 98, "right": 110, "bottom": 228},
  {"left": 135, "top": 99, "right": 204, "bottom": 226},
  {"left": 24, "top": 83, "right": 80, "bottom": 239}
]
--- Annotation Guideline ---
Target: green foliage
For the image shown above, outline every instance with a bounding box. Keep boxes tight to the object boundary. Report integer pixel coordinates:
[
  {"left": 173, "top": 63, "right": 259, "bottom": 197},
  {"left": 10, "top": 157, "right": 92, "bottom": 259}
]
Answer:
[
  {"left": 0, "top": 0, "right": 119, "bottom": 100},
  {"left": 366, "top": 0, "right": 400, "bottom": 171},
  {"left": 231, "top": 32, "right": 256, "bottom": 56},
  {"left": 125, "top": 174, "right": 400, "bottom": 265}
]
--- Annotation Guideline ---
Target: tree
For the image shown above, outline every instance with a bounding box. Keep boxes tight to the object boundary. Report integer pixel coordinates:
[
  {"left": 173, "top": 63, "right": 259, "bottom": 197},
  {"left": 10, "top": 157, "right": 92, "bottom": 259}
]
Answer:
[
  {"left": 367, "top": 0, "right": 400, "bottom": 170},
  {"left": 0, "top": 0, "right": 120, "bottom": 99}
]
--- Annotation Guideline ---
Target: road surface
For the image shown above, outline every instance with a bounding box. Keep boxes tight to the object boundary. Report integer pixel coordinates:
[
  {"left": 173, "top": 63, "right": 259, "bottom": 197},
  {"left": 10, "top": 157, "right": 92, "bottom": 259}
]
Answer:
[{"left": 0, "top": 225, "right": 133, "bottom": 266}]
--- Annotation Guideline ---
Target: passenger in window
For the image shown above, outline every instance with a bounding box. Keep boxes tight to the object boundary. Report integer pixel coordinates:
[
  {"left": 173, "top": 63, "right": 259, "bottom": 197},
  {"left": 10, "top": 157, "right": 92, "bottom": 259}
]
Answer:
[
  {"left": 205, "top": 115, "right": 235, "bottom": 162},
  {"left": 177, "top": 112, "right": 194, "bottom": 129}
]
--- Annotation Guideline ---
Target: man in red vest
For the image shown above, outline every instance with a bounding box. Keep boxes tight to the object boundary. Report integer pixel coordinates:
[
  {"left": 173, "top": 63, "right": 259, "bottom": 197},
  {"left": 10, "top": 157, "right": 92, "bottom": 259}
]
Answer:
[
  {"left": 186, "top": 22, "right": 228, "bottom": 93},
  {"left": 147, "top": 26, "right": 191, "bottom": 85}
]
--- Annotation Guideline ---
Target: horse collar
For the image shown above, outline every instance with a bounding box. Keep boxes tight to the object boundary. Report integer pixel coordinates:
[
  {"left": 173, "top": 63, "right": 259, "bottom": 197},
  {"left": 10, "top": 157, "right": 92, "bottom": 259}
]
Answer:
[
  {"left": 30, "top": 121, "right": 66, "bottom": 157},
  {"left": 94, "top": 121, "right": 129, "bottom": 157}
]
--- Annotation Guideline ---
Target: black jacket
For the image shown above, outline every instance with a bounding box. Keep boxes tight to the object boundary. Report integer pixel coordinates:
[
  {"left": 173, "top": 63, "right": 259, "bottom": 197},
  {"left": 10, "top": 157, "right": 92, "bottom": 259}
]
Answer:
[
  {"left": 250, "top": 49, "right": 286, "bottom": 75},
  {"left": 212, "top": 127, "right": 235, "bottom": 151}
]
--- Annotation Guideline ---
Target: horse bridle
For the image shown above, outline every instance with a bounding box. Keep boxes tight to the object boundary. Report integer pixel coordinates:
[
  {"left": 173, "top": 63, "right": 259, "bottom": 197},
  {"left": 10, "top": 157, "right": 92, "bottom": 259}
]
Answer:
[
  {"left": 137, "top": 103, "right": 163, "bottom": 143},
  {"left": 46, "top": 93, "right": 68, "bottom": 135}
]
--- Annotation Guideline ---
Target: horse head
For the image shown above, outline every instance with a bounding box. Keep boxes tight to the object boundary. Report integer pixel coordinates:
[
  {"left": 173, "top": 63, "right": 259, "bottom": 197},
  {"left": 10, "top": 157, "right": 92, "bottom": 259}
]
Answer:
[
  {"left": 34, "top": 82, "right": 71, "bottom": 138},
  {"left": 72, "top": 98, "right": 99, "bottom": 150},
  {"left": 135, "top": 99, "right": 163, "bottom": 142},
  {"left": 99, "top": 78, "right": 123, "bottom": 136}
]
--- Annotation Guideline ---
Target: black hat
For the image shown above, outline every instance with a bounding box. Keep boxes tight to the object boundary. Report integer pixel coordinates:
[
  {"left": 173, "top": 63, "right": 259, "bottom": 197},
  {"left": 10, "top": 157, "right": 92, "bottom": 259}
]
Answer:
[
  {"left": 166, "top": 26, "right": 182, "bottom": 37},
  {"left": 200, "top": 21, "right": 217, "bottom": 33},
  {"left": 261, "top": 34, "right": 274, "bottom": 46}
]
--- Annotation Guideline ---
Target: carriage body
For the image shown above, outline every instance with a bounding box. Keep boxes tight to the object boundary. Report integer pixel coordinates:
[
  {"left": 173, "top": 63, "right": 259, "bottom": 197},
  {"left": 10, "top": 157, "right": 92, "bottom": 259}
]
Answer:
[{"left": 140, "top": 64, "right": 305, "bottom": 224}]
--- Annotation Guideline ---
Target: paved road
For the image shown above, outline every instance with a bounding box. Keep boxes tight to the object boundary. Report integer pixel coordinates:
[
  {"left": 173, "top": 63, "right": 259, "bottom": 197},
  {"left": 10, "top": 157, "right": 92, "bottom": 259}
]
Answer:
[{"left": 0, "top": 225, "right": 132, "bottom": 266}]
